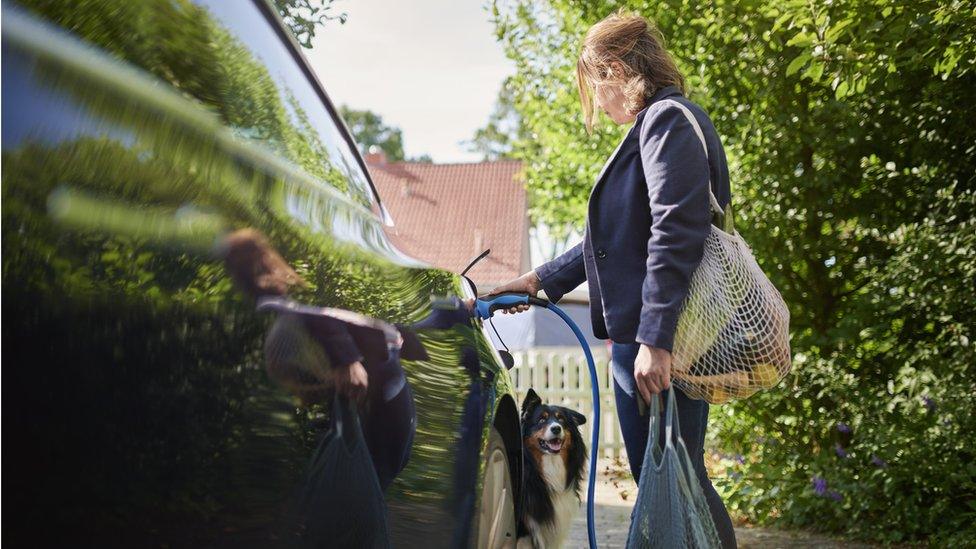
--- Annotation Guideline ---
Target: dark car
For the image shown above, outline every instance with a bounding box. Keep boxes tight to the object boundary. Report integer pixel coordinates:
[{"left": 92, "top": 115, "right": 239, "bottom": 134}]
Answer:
[{"left": 2, "top": 1, "right": 521, "bottom": 546}]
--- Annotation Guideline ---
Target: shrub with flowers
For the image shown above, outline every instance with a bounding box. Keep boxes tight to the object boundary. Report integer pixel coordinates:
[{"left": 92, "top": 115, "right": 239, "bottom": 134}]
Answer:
[{"left": 712, "top": 189, "right": 976, "bottom": 545}]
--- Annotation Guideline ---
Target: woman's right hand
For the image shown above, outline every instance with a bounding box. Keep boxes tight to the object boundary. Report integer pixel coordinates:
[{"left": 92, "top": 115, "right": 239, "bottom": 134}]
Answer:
[
  {"left": 484, "top": 270, "right": 542, "bottom": 314},
  {"left": 334, "top": 360, "right": 369, "bottom": 402}
]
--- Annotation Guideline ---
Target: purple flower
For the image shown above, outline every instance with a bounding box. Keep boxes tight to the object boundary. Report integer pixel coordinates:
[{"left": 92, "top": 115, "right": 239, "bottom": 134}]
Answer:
[
  {"left": 812, "top": 475, "right": 828, "bottom": 495},
  {"left": 827, "top": 490, "right": 843, "bottom": 502},
  {"left": 871, "top": 455, "right": 887, "bottom": 468},
  {"left": 922, "top": 396, "right": 936, "bottom": 413},
  {"left": 735, "top": 454, "right": 746, "bottom": 464},
  {"left": 836, "top": 422, "right": 851, "bottom": 434},
  {"left": 730, "top": 471, "right": 743, "bottom": 480},
  {"left": 834, "top": 443, "right": 848, "bottom": 458}
]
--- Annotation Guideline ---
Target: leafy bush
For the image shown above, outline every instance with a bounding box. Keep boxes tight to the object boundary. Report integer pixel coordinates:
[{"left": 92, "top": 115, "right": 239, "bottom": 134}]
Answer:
[{"left": 715, "top": 187, "right": 976, "bottom": 544}]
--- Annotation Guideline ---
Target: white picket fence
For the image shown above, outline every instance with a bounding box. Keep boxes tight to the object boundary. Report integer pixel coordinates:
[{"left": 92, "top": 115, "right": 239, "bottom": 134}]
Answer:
[{"left": 510, "top": 346, "right": 625, "bottom": 458}]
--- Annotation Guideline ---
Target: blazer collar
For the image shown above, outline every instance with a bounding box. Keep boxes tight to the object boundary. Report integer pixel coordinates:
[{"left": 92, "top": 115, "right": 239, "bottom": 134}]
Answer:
[
  {"left": 591, "top": 129, "right": 629, "bottom": 194},
  {"left": 588, "top": 86, "right": 685, "bottom": 203},
  {"left": 636, "top": 85, "right": 683, "bottom": 121}
]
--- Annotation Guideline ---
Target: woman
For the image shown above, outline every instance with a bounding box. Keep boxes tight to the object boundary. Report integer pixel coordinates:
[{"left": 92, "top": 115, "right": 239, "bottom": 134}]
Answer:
[
  {"left": 490, "top": 11, "right": 737, "bottom": 548},
  {"left": 219, "top": 228, "right": 416, "bottom": 490}
]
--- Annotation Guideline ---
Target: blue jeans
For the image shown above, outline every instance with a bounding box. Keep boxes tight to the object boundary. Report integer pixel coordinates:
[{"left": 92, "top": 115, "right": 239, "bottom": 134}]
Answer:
[{"left": 612, "top": 342, "right": 737, "bottom": 549}]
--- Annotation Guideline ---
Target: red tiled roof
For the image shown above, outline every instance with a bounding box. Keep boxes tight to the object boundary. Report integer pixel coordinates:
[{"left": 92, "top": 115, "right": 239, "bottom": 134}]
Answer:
[{"left": 369, "top": 159, "right": 528, "bottom": 286}]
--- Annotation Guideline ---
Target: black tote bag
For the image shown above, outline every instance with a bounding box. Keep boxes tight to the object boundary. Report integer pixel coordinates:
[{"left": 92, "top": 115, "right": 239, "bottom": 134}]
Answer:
[{"left": 297, "top": 394, "right": 390, "bottom": 549}]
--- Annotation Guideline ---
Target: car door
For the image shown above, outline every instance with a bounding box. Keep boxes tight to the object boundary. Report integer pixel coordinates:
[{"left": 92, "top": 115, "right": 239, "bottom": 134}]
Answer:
[{"left": 2, "top": 1, "right": 520, "bottom": 546}]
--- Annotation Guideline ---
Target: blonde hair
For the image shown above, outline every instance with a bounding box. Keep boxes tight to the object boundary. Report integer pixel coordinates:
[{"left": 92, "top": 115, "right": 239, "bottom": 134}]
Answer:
[{"left": 576, "top": 10, "right": 686, "bottom": 132}]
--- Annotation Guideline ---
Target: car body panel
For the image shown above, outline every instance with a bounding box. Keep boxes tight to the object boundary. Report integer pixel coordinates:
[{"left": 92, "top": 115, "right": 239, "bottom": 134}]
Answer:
[{"left": 1, "top": 2, "right": 519, "bottom": 546}]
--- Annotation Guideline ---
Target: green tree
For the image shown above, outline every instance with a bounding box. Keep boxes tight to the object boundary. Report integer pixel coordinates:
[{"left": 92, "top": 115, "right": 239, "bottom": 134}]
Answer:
[
  {"left": 339, "top": 105, "right": 407, "bottom": 161},
  {"left": 465, "top": 77, "right": 526, "bottom": 161},
  {"left": 407, "top": 153, "right": 434, "bottom": 163},
  {"left": 272, "top": 0, "right": 346, "bottom": 48},
  {"left": 493, "top": 0, "right": 976, "bottom": 543}
]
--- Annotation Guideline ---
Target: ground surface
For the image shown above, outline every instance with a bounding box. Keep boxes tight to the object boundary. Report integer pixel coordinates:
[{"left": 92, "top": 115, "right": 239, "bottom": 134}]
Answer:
[{"left": 568, "top": 460, "right": 875, "bottom": 548}]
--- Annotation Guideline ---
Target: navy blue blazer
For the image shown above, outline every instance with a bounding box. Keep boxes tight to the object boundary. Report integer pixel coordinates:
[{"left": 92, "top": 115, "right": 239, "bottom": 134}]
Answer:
[{"left": 535, "top": 86, "right": 731, "bottom": 352}]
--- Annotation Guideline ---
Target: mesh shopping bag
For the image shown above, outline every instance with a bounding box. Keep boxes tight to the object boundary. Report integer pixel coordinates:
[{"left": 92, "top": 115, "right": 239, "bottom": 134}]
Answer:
[
  {"left": 643, "top": 100, "right": 792, "bottom": 404},
  {"left": 625, "top": 391, "right": 722, "bottom": 549},
  {"left": 297, "top": 394, "right": 391, "bottom": 548}
]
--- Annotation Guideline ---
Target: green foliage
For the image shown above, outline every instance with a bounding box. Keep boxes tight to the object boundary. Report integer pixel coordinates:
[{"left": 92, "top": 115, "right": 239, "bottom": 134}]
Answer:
[
  {"left": 492, "top": 0, "right": 976, "bottom": 542},
  {"left": 339, "top": 105, "right": 407, "bottom": 161},
  {"left": 272, "top": 0, "right": 346, "bottom": 48},
  {"left": 22, "top": 0, "right": 370, "bottom": 205},
  {"left": 465, "top": 77, "right": 527, "bottom": 160},
  {"left": 714, "top": 187, "right": 976, "bottom": 544},
  {"left": 491, "top": 2, "right": 627, "bottom": 238},
  {"left": 408, "top": 153, "right": 434, "bottom": 163}
]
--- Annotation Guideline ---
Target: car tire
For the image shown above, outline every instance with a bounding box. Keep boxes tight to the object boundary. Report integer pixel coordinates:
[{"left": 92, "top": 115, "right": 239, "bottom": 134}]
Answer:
[{"left": 476, "top": 427, "right": 517, "bottom": 549}]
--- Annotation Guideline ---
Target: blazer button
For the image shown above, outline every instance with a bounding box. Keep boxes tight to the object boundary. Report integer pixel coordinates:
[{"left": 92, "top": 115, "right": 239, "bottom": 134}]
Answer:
[{"left": 596, "top": 248, "right": 607, "bottom": 259}]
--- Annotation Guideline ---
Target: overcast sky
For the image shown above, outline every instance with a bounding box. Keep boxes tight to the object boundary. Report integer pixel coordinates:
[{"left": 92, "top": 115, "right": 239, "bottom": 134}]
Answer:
[{"left": 307, "top": 0, "right": 514, "bottom": 163}]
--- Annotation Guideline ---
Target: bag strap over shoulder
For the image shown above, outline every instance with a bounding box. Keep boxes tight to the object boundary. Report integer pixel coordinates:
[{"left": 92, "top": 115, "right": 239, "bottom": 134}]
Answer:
[{"left": 640, "top": 98, "right": 723, "bottom": 214}]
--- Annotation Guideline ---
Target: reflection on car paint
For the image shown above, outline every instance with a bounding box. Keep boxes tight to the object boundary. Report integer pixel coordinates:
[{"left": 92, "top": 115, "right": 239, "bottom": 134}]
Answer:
[
  {"left": 2, "top": 3, "right": 517, "bottom": 547},
  {"left": 217, "top": 228, "right": 415, "bottom": 547},
  {"left": 48, "top": 186, "right": 229, "bottom": 253}
]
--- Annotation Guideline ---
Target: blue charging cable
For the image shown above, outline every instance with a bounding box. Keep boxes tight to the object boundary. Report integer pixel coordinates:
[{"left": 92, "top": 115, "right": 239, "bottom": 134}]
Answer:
[{"left": 475, "top": 292, "right": 600, "bottom": 549}]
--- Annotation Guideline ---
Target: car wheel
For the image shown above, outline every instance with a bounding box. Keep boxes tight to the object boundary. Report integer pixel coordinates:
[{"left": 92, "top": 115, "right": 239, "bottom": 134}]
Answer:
[{"left": 476, "top": 427, "right": 517, "bottom": 549}]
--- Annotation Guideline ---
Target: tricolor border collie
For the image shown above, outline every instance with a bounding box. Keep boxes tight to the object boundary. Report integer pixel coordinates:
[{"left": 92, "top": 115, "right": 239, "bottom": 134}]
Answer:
[{"left": 518, "top": 389, "right": 587, "bottom": 548}]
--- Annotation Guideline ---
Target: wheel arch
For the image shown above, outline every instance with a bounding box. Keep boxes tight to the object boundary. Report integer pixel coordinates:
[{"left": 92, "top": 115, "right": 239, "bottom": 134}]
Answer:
[{"left": 492, "top": 393, "right": 522, "bottom": 521}]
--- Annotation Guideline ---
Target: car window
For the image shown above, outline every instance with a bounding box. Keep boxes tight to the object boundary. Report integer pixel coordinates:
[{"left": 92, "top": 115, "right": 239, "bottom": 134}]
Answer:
[
  {"left": 192, "top": 0, "right": 379, "bottom": 213},
  {"left": 15, "top": 0, "right": 380, "bottom": 213}
]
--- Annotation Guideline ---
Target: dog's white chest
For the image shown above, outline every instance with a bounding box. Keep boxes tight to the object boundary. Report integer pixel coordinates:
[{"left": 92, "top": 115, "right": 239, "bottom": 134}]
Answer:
[
  {"left": 541, "top": 454, "right": 567, "bottom": 492},
  {"left": 531, "top": 454, "right": 579, "bottom": 548}
]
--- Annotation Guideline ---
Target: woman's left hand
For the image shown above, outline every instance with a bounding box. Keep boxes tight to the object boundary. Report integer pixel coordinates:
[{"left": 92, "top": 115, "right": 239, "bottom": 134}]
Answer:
[{"left": 634, "top": 344, "right": 672, "bottom": 406}]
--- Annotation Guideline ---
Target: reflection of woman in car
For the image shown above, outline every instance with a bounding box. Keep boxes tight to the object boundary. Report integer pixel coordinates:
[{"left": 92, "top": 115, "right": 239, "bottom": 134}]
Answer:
[{"left": 218, "top": 228, "right": 414, "bottom": 490}]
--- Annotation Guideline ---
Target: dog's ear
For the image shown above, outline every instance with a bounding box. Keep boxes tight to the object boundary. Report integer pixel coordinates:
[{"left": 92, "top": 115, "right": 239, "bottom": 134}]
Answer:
[
  {"left": 521, "top": 388, "right": 542, "bottom": 420},
  {"left": 564, "top": 408, "right": 587, "bottom": 426}
]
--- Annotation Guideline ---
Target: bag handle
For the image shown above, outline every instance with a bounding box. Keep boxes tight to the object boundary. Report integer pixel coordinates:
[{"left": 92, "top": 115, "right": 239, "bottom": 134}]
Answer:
[
  {"left": 664, "top": 389, "right": 680, "bottom": 449},
  {"left": 644, "top": 390, "right": 680, "bottom": 460},
  {"left": 331, "top": 393, "right": 362, "bottom": 450},
  {"left": 640, "top": 99, "right": 723, "bottom": 214},
  {"left": 332, "top": 392, "right": 347, "bottom": 438},
  {"left": 642, "top": 393, "right": 663, "bottom": 469}
]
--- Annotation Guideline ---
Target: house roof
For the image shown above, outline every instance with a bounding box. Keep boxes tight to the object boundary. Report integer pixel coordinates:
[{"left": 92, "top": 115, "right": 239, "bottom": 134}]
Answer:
[{"left": 368, "top": 157, "right": 528, "bottom": 286}]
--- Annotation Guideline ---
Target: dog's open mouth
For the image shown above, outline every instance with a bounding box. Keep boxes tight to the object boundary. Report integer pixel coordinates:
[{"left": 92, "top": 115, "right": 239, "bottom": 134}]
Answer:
[{"left": 539, "top": 437, "right": 563, "bottom": 453}]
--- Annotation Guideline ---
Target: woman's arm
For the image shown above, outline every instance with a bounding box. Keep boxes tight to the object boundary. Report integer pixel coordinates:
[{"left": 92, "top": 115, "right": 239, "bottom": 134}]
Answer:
[
  {"left": 304, "top": 314, "right": 364, "bottom": 368},
  {"left": 636, "top": 104, "right": 712, "bottom": 352},
  {"left": 487, "top": 242, "right": 585, "bottom": 313},
  {"left": 304, "top": 315, "right": 368, "bottom": 400},
  {"left": 534, "top": 241, "right": 586, "bottom": 303}
]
